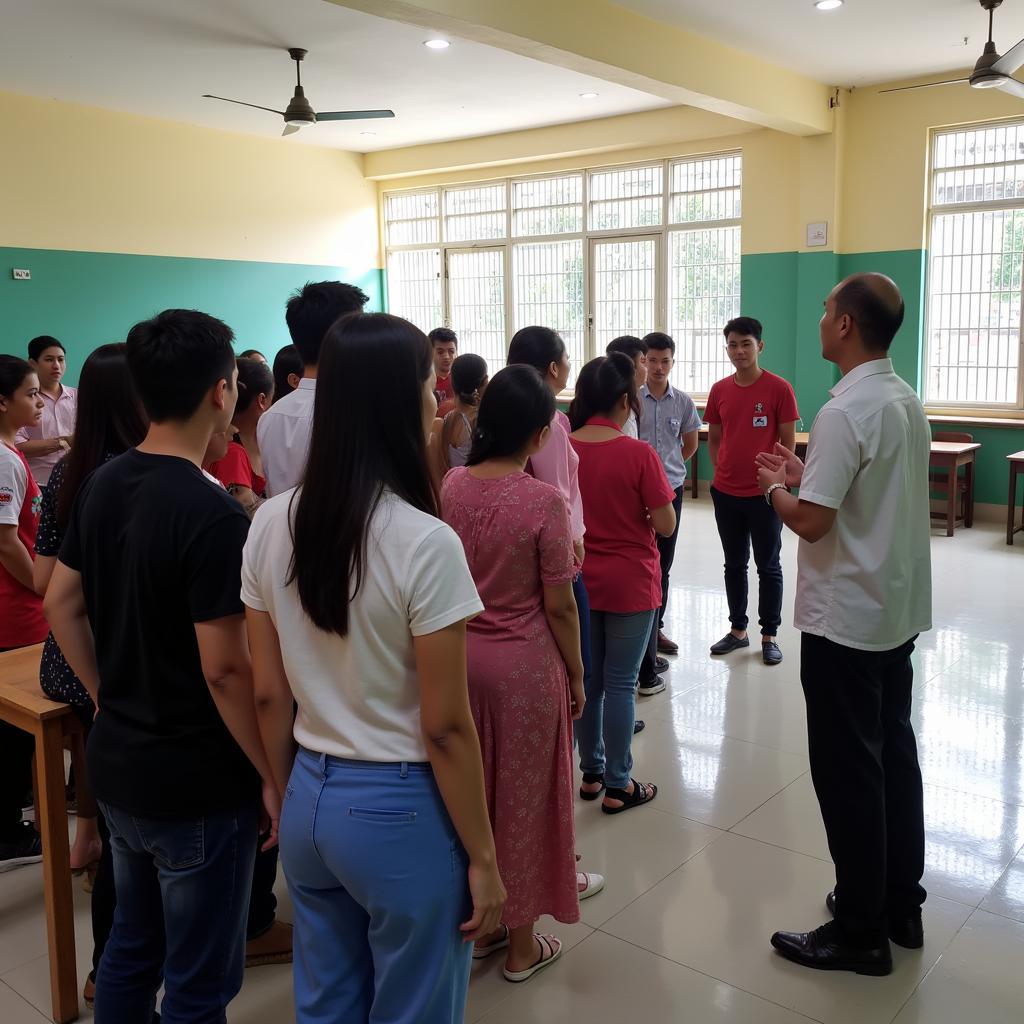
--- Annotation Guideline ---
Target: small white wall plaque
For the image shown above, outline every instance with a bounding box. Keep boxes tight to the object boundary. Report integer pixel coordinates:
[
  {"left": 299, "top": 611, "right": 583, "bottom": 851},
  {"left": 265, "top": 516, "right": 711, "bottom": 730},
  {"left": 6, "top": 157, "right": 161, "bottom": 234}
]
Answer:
[{"left": 806, "top": 222, "right": 828, "bottom": 248}]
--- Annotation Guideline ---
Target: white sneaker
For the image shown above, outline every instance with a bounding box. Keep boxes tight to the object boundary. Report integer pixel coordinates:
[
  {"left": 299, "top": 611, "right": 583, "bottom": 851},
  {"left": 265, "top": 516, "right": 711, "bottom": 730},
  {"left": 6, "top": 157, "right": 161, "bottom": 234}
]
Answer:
[
  {"left": 577, "top": 872, "right": 605, "bottom": 900},
  {"left": 637, "top": 678, "right": 666, "bottom": 697}
]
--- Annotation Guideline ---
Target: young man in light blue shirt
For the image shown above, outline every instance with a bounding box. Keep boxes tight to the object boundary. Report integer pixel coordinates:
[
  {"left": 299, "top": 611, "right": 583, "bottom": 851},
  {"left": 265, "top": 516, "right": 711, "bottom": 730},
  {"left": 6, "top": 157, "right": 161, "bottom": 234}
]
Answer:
[{"left": 635, "top": 332, "right": 702, "bottom": 694}]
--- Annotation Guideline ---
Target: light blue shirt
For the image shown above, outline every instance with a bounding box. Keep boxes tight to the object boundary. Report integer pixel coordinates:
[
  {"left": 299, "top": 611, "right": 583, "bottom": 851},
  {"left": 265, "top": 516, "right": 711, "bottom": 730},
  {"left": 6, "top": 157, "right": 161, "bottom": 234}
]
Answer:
[{"left": 637, "top": 383, "right": 703, "bottom": 489}]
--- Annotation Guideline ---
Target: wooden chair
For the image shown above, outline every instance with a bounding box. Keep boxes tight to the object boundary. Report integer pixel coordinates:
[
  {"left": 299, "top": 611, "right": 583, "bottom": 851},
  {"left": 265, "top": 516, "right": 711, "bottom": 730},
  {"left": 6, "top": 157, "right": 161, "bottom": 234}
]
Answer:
[{"left": 930, "top": 431, "right": 974, "bottom": 525}]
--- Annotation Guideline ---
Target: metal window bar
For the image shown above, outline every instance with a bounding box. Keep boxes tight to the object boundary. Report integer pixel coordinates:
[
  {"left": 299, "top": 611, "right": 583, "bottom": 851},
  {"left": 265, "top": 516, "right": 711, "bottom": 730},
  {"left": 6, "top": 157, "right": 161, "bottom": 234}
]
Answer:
[
  {"left": 446, "top": 249, "right": 508, "bottom": 369},
  {"left": 385, "top": 249, "right": 442, "bottom": 333},
  {"left": 591, "top": 237, "right": 658, "bottom": 350}
]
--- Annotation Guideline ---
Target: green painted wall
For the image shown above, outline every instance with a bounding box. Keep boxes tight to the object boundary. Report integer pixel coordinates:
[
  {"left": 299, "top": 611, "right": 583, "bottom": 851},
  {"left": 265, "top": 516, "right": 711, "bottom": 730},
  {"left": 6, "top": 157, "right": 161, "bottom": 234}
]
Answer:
[{"left": 1, "top": 247, "right": 384, "bottom": 382}]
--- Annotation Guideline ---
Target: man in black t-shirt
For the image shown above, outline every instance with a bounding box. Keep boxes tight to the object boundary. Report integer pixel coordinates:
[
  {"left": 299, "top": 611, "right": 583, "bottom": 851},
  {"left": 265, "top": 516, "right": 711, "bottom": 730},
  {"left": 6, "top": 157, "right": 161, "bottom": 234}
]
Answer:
[{"left": 45, "top": 309, "right": 280, "bottom": 1022}]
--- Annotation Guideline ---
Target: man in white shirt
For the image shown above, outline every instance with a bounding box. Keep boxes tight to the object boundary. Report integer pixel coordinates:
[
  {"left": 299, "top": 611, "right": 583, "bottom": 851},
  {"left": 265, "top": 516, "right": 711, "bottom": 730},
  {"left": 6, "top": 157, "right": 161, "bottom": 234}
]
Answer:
[
  {"left": 257, "top": 282, "right": 368, "bottom": 496},
  {"left": 15, "top": 336, "right": 77, "bottom": 488},
  {"left": 756, "top": 273, "right": 931, "bottom": 977}
]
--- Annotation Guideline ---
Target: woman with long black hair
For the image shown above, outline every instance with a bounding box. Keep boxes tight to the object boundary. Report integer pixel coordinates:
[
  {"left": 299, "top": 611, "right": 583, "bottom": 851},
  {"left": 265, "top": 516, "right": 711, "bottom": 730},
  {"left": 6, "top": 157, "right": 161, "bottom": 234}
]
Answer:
[
  {"left": 32, "top": 342, "right": 147, "bottom": 1005},
  {"left": 244, "top": 312, "right": 505, "bottom": 1023}
]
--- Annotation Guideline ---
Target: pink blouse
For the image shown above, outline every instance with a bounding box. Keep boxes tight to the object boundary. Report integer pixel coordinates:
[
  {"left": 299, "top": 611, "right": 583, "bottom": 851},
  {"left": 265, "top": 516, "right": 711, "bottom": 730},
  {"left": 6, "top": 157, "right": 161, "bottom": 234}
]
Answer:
[{"left": 528, "top": 411, "right": 585, "bottom": 543}]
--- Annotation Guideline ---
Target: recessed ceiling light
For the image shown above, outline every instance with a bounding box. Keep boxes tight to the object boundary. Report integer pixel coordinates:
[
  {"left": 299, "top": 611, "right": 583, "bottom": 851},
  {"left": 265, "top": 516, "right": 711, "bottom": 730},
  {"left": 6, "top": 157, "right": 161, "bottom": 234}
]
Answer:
[
  {"left": 579, "top": 91, "right": 599, "bottom": 99},
  {"left": 424, "top": 38, "right": 450, "bottom": 49},
  {"left": 360, "top": 131, "right": 376, "bottom": 136},
  {"left": 814, "top": 0, "right": 843, "bottom": 9}
]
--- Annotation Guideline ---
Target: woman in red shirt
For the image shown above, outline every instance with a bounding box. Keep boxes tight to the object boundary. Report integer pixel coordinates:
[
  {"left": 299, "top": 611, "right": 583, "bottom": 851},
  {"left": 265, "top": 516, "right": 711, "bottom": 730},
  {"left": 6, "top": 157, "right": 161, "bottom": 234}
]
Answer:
[
  {"left": 210, "top": 356, "right": 274, "bottom": 517},
  {"left": 569, "top": 353, "right": 676, "bottom": 814}
]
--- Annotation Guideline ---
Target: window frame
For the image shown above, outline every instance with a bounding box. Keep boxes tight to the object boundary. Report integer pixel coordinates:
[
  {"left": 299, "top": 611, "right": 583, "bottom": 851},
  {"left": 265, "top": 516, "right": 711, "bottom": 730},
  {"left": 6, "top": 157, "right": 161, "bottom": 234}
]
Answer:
[
  {"left": 924, "top": 119, "right": 1024, "bottom": 417},
  {"left": 382, "top": 150, "right": 742, "bottom": 399}
]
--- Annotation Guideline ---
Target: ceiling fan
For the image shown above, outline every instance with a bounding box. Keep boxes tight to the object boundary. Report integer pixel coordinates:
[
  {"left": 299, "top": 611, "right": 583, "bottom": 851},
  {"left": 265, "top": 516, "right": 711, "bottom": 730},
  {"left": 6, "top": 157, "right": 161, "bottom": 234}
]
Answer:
[
  {"left": 883, "top": 0, "right": 1024, "bottom": 98},
  {"left": 203, "top": 48, "right": 394, "bottom": 136}
]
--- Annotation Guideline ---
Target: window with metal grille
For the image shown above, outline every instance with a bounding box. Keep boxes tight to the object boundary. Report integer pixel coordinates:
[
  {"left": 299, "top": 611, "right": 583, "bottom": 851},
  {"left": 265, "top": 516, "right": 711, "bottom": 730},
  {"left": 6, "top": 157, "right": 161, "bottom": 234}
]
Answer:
[
  {"left": 588, "top": 164, "right": 663, "bottom": 232},
  {"left": 926, "top": 122, "right": 1024, "bottom": 410},
  {"left": 667, "top": 154, "right": 742, "bottom": 394},
  {"left": 382, "top": 151, "right": 741, "bottom": 395},
  {"left": 443, "top": 184, "right": 508, "bottom": 243}
]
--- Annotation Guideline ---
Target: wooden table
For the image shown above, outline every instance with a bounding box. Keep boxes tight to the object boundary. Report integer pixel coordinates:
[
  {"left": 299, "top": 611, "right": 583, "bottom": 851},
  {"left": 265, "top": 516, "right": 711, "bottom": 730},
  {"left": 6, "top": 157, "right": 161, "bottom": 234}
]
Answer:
[
  {"left": 929, "top": 441, "right": 982, "bottom": 537},
  {"left": 690, "top": 429, "right": 809, "bottom": 499},
  {"left": 1008, "top": 451, "right": 1024, "bottom": 545},
  {"left": 0, "top": 645, "right": 80, "bottom": 1023}
]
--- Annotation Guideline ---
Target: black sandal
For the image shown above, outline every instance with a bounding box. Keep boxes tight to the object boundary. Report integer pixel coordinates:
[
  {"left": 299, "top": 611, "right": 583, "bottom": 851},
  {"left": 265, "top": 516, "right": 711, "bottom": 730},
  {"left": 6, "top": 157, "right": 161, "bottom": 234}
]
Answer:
[
  {"left": 602, "top": 779, "right": 658, "bottom": 815},
  {"left": 579, "top": 772, "right": 605, "bottom": 801}
]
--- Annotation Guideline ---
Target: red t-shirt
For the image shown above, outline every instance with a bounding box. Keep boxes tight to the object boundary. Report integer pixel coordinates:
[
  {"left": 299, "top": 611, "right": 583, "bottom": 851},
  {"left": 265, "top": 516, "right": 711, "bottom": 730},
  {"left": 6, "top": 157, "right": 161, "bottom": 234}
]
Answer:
[
  {"left": 0, "top": 443, "right": 48, "bottom": 648},
  {"left": 703, "top": 370, "right": 800, "bottom": 498},
  {"left": 209, "top": 441, "right": 266, "bottom": 497},
  {"left": 434, "top": 375, "right": 454, "bottom": 407},
  {"left": 570, "top": 426, "right": 675, "bottom": 613}
]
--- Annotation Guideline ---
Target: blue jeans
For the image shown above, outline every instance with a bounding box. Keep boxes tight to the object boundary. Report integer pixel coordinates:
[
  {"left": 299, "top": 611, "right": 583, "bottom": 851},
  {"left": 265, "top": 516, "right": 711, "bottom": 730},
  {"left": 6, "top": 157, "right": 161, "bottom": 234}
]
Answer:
[
  {"left": 281, "top": 749, "right": 472, "bottom": 1024},
  {"left": 576, "top": 609, "right": 656, "bottom": 791},
  {"left": 572, "top": 572, "right": 592, "bottom": 689},
  {"left": 95, "top": 801, "right": 258, "bottom": 1024}
]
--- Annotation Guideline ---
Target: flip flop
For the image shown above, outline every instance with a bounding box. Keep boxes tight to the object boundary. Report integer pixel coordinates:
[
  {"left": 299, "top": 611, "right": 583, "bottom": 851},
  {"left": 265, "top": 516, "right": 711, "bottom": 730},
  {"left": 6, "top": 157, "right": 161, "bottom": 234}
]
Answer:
[
  {"left": 503, "top": 934, "right": 563, "bottom": 983},
  {"left": 473, "top": 923, "right": 509, "bottom": 960}
]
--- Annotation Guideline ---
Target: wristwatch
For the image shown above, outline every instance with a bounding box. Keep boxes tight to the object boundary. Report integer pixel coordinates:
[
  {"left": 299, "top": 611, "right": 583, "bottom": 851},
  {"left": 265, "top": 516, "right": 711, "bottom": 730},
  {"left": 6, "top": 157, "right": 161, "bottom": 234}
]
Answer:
[{"left": 764, "top": 482, "right": 788, "bottom": 507}]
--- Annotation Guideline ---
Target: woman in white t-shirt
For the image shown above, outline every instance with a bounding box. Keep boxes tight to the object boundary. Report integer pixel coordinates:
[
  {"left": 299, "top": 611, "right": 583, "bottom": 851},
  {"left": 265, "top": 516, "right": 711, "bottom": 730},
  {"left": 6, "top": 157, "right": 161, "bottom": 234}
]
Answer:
[{"left": 243, "top": 312, "right": 505, "bottom": 1024}]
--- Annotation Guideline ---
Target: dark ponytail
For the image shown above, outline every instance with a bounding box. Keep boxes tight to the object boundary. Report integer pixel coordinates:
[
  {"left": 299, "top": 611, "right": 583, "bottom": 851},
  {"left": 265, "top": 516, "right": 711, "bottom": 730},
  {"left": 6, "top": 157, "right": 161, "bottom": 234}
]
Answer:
[
  {"left": 450, "top": 353, "right": 488, "bottom": 405},
  {"left": 466, "top": 365, "right": 554, "bottom": 466},
  {"left": 568, "top": 353, "right": 639, "bottom": 431},
  {"left": 507, "top": 325, "right": 566, "bottom": 375}
]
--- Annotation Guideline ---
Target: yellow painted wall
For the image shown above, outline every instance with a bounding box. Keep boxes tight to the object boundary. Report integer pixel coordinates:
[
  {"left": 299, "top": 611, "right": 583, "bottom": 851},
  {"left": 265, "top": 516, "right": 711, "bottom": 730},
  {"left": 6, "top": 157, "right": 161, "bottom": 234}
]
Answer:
[
  {"left": 842, "top": 78, "right": 1024, "bottom": 254},
  {"left": 0, "top": 89, "right": 380, "bottom": 271},
  {"left": 377, "top": 123, "right": 803, "bottom": 256}
]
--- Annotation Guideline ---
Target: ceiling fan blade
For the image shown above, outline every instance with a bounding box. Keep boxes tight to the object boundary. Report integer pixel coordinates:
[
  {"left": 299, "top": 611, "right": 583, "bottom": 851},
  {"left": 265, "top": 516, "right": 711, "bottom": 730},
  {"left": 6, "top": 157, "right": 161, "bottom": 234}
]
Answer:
[
  {"left": 996, "top": 76, "right": 1024, "bottom": 100},
  {"left": 993, "top": 38, "right": 1024, "bottom": 76},
  {"left": 880, "top": 79, "right": 969, "bottom": 94},
  {"left": 202, "top": 94, "right": 284, "bottom": 116},
  {"left": 282, "top": 125, "right": 301, "bottom": 137},
  {"left": 315, "top": 109, "right": 396, "bottom": 121}
]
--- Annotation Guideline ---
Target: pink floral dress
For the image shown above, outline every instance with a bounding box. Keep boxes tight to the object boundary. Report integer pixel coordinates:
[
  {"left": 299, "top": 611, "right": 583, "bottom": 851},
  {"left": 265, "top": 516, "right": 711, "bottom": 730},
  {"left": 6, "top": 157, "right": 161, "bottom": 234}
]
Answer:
[{"left": 441, "top": 468, "right": 580, "bottom": 928}]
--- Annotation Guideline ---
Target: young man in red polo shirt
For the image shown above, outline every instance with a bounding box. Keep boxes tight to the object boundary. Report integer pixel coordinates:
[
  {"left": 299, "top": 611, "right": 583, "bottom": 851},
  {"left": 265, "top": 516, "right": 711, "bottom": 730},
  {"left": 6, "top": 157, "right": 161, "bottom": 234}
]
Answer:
[
  {"left": 704, "top": 317, "right": 799, "bottom": 666},
  {"left": 429, "top": 328, "right": 458, "bottom": 411}
]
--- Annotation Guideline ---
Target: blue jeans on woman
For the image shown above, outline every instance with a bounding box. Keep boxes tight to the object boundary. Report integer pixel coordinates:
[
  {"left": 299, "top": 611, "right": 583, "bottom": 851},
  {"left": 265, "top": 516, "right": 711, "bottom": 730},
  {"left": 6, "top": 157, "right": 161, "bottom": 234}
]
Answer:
[
  {"left": 281, "top": 748, "right": 473, "bottom": 1024},
  {"left": 576, "top": 609, "right": 656, "bottom": 791},
  {"left": 95, "top": 801, "right": 258, "bottom": 1024}
]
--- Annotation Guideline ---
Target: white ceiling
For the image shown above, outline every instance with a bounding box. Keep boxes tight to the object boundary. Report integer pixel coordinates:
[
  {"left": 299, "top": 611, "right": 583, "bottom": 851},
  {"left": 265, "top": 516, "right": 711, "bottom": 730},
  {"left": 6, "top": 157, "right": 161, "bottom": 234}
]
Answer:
[
  {"left": 616, "top": 0, "right": 1024, "bottom": 87},
  {"left": 0, "top": 0, "right": 668, "bottom": 153}
]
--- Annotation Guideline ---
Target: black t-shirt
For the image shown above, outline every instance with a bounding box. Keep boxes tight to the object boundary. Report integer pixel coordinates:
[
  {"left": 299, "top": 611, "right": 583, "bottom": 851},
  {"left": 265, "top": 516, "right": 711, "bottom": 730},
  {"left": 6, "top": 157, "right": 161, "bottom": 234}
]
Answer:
[{"left": 60, "top": 449, "right": 259, "bottom": 819}]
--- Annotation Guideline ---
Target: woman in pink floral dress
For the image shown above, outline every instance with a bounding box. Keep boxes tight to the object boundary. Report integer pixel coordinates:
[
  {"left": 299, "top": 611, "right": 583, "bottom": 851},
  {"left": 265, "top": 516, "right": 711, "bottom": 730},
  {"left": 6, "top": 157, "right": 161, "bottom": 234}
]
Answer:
[{"left": 441, "top": 365, "right": 585, "bottom": 984}]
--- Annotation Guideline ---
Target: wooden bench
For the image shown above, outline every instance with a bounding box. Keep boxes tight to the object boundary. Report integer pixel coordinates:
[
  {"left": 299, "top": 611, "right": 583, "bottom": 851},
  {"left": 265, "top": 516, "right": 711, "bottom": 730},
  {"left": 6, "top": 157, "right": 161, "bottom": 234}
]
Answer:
[{"left": 0, "top": 644, "right": 81, "bottom": 1023}]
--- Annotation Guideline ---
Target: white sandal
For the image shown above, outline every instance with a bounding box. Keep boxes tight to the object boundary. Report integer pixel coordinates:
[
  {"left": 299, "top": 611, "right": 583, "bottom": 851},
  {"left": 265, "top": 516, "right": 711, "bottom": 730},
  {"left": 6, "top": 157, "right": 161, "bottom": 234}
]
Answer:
[
  {"left": 472, "top": 923, "right": 509, "bottom": 960},
  {"left": 577, "top": 871, "right": 605, "bottom": 900},
  {"left": 503, "top": 934, "right": 563, "bottom": 983}
]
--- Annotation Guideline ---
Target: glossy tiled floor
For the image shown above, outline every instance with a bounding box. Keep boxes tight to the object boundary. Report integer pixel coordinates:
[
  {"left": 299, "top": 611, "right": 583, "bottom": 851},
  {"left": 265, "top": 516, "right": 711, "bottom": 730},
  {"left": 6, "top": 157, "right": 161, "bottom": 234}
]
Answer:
[{"left": 2, "top": 503, "right": 1024, "bottom": 1023}]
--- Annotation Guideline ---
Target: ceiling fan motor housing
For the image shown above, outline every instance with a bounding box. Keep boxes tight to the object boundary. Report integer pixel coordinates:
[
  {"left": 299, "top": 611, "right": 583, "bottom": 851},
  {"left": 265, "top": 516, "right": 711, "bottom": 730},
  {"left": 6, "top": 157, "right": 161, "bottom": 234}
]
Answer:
[{"left": 284, "top": 86, "right": 317, "bottom": 124}]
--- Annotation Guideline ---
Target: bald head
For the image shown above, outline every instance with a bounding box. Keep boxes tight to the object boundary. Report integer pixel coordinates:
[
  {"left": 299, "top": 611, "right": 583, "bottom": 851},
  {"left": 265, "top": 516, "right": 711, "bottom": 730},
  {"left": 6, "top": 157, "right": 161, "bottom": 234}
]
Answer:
[{"left": 830, "top": 273, "right": 905, "bottom": 352}]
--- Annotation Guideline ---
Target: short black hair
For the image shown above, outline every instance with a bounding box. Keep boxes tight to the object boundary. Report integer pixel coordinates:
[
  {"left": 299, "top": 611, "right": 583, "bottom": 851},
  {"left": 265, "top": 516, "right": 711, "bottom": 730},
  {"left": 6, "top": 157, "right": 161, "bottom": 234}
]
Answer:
[
  {"left": 606, "top": 335, "right": 648, "bottom": 360},
  {"left": 643, "top": 332, "right": 675, "bottom": 354},
  {"left": 832, "top": 278, "right": 905, "bottom": 352},
  {"left": 286, "top": 281, "right": 369, "bottom": 366},
  {"left": 125, "top": 309, "right": 236, "bottom": 423},
  {"left": 238, "top": 348, "right": 265, "bottom": 361},
  {"left": 723, "top": 317, "right": 763, "bottom": 342},
  {"left": 428, "top": 327, "right": 458, "bottom": 346},
  {"left": 28, "top": 336, "right": 65, "bottom": 361}
]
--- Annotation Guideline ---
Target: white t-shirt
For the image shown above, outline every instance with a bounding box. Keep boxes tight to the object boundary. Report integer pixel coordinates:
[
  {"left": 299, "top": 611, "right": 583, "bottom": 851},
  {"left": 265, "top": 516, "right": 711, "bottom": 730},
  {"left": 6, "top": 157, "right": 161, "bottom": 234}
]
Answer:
[
  {"left": 241, "top": 488, "right": 484, "bottom": 762},
  {"left": 622, "top": 412, "right": 639, "bottom": 439},
  {"left": 795, "top": 359, "right": 932, "bottom": 652},
  {"left": 256, "top": 379, "right": 316, "bottom": 498},
  {"left": 0, "top": 443, "right": 29, "bottom": 526}
]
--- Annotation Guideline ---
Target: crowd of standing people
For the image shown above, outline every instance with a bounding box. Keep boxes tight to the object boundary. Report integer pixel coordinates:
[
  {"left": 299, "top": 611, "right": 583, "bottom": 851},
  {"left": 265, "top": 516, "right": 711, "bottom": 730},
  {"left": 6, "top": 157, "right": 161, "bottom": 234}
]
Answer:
[{"left": 0, "top": 270, "right": 932, "bottom": 1021}]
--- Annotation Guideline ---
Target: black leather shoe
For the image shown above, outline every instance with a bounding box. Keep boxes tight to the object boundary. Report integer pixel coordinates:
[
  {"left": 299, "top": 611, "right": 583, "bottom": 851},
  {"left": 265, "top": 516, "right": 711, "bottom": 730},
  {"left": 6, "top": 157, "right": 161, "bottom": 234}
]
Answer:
[
  {"left": 761, "top": 640, "right": 783, "bottom": 666},
  {"left": 826, "top": 891, "right": 924, "bottom": 950},
  {"left": 770, "top": 921, "right": 892, "bottom": 976},
  {"left": 654, "top": 656, "right": 670, "bottom": 675},
  {"left": 710, "top": 633, "right": 749, "bottom": 656}
]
